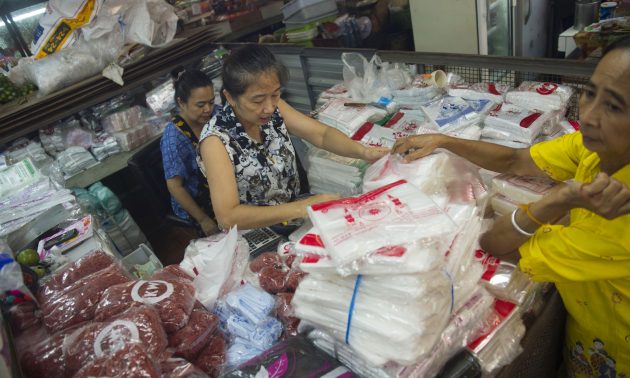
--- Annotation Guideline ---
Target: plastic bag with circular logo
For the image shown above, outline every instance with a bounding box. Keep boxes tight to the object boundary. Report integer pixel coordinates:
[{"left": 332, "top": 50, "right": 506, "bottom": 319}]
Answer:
[
  {"left": 94, "top": 271, "right": 196, "bottom": 332},
  {"left": 505, "top": 81, "right": 575, "bottom": 113},
  {"left": 64, "top": 305, "right": 168, "bottom": 376}
]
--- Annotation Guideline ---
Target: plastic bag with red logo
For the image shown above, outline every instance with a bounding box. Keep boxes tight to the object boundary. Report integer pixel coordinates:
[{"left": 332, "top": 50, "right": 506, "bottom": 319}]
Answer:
[
  {"left": 40, "top": 263, "right": 131, "bottom": 333},
  {"left": 64, "top": 305, "right": 168, "bottom": 376},
  {"left": 307, "top": 180, "right": 457, "bottom": 276},
  {"left": 482, "top": 103, "right": 555, "bottom": 145},
  {"left": 505, "top": 81, "right": 574, "bottom": 113},
  {"left": 72, "top": 343, "right": 162, "bottom": 378},
  {"left": 475, "top": 249, "right": 536, "bottom": 305},
  {"left": 94, "top": 272, "right": 196, "bottom": 332},
  {"left": 448, "top": 82, "right": 511, "bottom": 103},
  {"left": 168, "top": 308, "right": 219, "bottom": 361},
  {"left": 491, "top": 173, "right": 557, "bottom": 205},
  {"left": 422, "top": 96, "right": 482, "bottom": 133}
]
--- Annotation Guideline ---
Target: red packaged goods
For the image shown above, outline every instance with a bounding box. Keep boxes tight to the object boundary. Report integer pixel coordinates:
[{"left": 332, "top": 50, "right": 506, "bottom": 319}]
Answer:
[
  {"left": 38, "top": 250, "right": 114, "bottom": 301},
  {"left": 169, "top": 309, "right": 219, "bottom": 361},
  {"left": 151, "top": 265, "right": 194, "bottom": 282},
  {"left": 249, "top": 252, "right": 282, "bottom": 273},
  {"left": 258, "top": 266, "right": 287, "bottom": 294},
  {"left": 65, "top": 305, "right": 168, "bottom": 376},
  {"left": 94, "top": 275, "right": 196, "bottom": 332},
  {"left": 161, "top": 357, "right": 209, "bottom": 378},
  {"left": 7, "top": 301, "right": 41, "bottom": 332},
  {"left": 73, "top": 343, "right": 161, "bottom": 378},
  {"left": 285, "top": 270, "right": 306, "bottom": 292},
  {"left": 20, "top": 331, "right": 67, "bottom": 378},
  {"left": 276, "top": 293, "right": 300, "bottom": 338},
  {"left": 194, "top": 333, "right": 226, "bottom": 377},
  {"left": 41, "top": 264, "right": 130, "bottom": 333}
]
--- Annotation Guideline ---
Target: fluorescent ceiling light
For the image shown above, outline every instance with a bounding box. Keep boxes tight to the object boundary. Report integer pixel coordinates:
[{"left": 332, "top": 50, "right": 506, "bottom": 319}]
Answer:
[{"left": 0, "top": 6, "right": 46, "bottom": 27}]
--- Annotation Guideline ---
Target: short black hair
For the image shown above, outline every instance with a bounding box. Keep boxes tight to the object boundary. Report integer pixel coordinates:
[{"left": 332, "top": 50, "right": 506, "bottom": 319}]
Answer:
[
  {"left": 221, "top": 44, "right": 288, "bottom": 99},
  {"left": 171, "top": 67, "right": 214, "bottom": 104},
  {"left": 602, "top": 36, "right": 630, "bottom": 57}
]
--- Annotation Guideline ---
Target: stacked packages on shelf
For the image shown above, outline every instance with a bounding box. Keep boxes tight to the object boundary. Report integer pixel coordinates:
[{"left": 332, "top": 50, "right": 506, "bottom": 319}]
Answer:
[{"left": 306, "top": 145, "right": 369, "bottom": 196}]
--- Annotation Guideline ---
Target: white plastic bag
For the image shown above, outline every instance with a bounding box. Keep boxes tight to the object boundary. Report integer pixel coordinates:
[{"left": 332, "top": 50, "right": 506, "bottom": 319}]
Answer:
[
  {"left": 342, "top": 53, "right": 390, "bottom": 102},
  {"left": 180, "top": 227, "right": 249, "bottom": 309},
  {"left": 124, "top": 0, "right": 179, "bottom": 47}
]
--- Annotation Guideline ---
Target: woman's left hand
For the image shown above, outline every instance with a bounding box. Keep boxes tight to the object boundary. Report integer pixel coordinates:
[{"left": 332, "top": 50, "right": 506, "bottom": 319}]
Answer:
[{"left": 362, "top": 146, "right": 390, "bottom": 163}]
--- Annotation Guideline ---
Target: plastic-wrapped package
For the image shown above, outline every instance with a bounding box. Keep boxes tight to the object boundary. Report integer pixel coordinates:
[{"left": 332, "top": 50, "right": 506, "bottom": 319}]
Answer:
[
  {"left": 258, "top": 265, "right": 288, "bottom": 294},
  {"left": 491, "top": 173, "right": 557, "bottom": 204},
  {"left": 448, "top": 82, "right": 511, "bottom": 103},
  {"left": 19, "top": 326, "right": 76, "bottom": 378},
  {"left": 180, "top": 228, "right": 250, "bottom": 309},
  {"left": 90, "top": 131, "right": 121, "bottom": 161},
  {"left": 226, "top": 337, "right": 265, "bottom": 367},
  {"left": 221, "top": 336, "right": 353, "bottom": 378},
  {"left": 56, "top": 146, "right": 98, "bottom": 177},
  {"left": 307, "top": 145, "right": 368, "bottom": 197},
  {"left": 475, "top": 249, "right": 536, "bottom": 305},
  {"left": 101, "top": 105, "right": 143, "bottom": 133},
  {"left": 39, "top": 127, "right": 66, "bottom": 157},
  {"left": 112, "top": 123, "right": 151, "bottom": 151},
  {"left": 224, "top": 283, "right": 276, "bottom": 326},
  {"left": 249, "top": 252, "right": 283, "bottom": 273},
  {"left": 0, "top": 158, "right": 42, "bottom": 198},
  {"left": 391, "top": 286, "right": 496, "bottom": 378},
  {"left": 292, "top": 272, "right": 452, "bottom": 365},
  {"left": 469, "top": 300, "right": 526, "bottom": 375},
  {"left": 6, "top": 301, "right": 41, "bottom": 333},
  {"left": 39, "top": 263, "right": 131, "bottom": 333},
  {"left": 393, "top": 74, "right": 444, "bottom": 104},
  {"left": 146, "top": 77, "right": 176, "bottom": 115},
  {"left": 505, "top": 81, "right": 574, "bottom": 113},
  {"left": 5, "top": 139, "right": 53, "bottom": 169},
  {"left": 422, "top": 96, "right": 481, "bottom": 132},
  {"left": 317, "top": 82, "right": 350, "bottom": 104},
  {"left": 194, "top": 332, "right": 227, "bottom": 377},
  {"left": 482, "top": 103, "right": 554, "bottom": 144},
  {"left": 276, "top": 292, "right": 300, "bottom": 338},
  {"left": 152, "top": 264, "right": 194, "bottom": 282},
  {"left": 94, "top": 273, "right": 196, "bottom": 332},
  {"left": 38, "top": 250, "right": 115, "bottom": 300},
  {"left": 64, "top": 305, "right": 168, "bottom": 376},
  {"left": 351, "top": 122, "right": 397, "bottom": 148},
  {"left": 61, "top": 123, "right": 93, "bottom": 149},
  {"left": 316, "top": 98, "right": 387, "bottom": 136},
  {"left": 168, "top": 308, "right": 219, "bottom": 360},
  {"left": 308, "top": 180, "right": 457, "bottom": 276},
  {"left": 72, "top": 343, "right": 161, "bottom": 378},
  {"left": 161, "top": 357, "right": 209, "bottom": 378},
  {"left": 490, "top": 193, "right": 518, "bottom": 216}
]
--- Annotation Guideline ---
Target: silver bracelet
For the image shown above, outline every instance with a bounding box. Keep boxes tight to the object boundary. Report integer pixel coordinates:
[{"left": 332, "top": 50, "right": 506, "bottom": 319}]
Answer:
[{"left": 511, "top": 209, "right": 535, "bottom": 237}]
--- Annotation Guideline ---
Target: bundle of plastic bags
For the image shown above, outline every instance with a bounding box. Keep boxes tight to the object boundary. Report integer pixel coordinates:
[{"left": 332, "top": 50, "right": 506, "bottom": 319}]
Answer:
[
  {"left": 306, "top": 145, "right": 369, "bottom": 197},
  {"left": 422, "top": 96, "right": 482, "bottom": 132},
  {"left": 505, "top": 81, "right": 574, "bottom": 113},
  {"left": 482, "top": 103, "right": 554, "bottom": 145},
  {"left": 316, "top": 98, "right": 387, "bottom": 136},
  {"left": 448, "top": 82, "right": 511, "bottom": 103}
]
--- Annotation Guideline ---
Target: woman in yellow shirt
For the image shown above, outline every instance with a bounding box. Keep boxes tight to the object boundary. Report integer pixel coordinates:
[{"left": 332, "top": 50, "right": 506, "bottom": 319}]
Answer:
[{"left": 393, "top": 37, "right": 630, "bottom": 377}]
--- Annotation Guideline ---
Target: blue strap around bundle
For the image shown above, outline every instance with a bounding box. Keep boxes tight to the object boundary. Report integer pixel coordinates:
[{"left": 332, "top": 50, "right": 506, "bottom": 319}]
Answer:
[
  {"left": 345, "top": 274, "right": 363, "bottom": 344},
  {"left": 443, "top": 269, "right": 455, "bottom": 314}
]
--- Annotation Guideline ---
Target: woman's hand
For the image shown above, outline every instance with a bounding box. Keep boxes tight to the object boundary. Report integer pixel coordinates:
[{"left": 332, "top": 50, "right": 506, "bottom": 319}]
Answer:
[
  {"left": 296, "top": 193, "right": 342, "bottom": 217},
  {"left": 392, "top": 134, "right": 447, "bottom": 162},
  {"left": 199, "top": 217, "right": 220, "bottom": 236},
  {"left": 361, "top": 146, "right": 390, "bottom": 163},
  {"left": 560, "top": 172, "right": 630, "bottom": 220}
]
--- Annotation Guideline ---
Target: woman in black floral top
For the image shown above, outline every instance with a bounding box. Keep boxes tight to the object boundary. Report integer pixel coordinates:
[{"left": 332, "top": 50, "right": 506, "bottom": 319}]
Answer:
[{"left": 198, "top": 45, "right": 388, "bottom": 230}]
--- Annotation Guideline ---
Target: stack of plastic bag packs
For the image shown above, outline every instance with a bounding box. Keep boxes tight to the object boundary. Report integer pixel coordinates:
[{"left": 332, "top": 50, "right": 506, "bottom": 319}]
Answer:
[
  {"left": 101, "top": 105, "right": 152, "bottom": 151},
  {"left": 489, "top": 173, "right": 558, "bottom": 216},
  {"left": 481, "top": 102, "right": 554, "bottom": 146},
  {"left": 316, "top": 98, "right": 387, "bottom": 136},
  {"left": 505, "top": 81, "right": 574, "bottom": 113},
  {"left": 392, "top": 74, "right": 444, "bottom": 109},
  {"left": 317, "top": 83, "right": 351, "bottom": 106},
  {"left": 306, "top": 145, "right": 369, "bottom": 197},
  {"left": 422, "top": 96, "right": 483, "bottom": 133},
  {"left": 56, "top": 146, "right": 98, "bottom": 178},
  {"left": 448, "top": 82, "right": 510, "bottom": 104},
  {"left": 351, "top": 110, "right": 436, "bottom": 148},
  {"left": 0, "top": 160, "right": 76, "bottom": 237}
]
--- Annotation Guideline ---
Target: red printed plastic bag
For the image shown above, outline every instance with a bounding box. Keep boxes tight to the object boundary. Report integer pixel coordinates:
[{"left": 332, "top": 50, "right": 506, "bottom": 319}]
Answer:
[
  {"left": 94, "top": 274, "right": 196, "bottom": 332},
  {"left": 168, "top": 308, "right": 219, "bottom": 361},
  {"left": 41, "top": 263, "right": 131, "bottom": 333},
  {"left": 64, "top": 305, "right": 168, "bottom": 376},
  {"left": 72, "top": 343, "right": 161, "bottom": 378}
]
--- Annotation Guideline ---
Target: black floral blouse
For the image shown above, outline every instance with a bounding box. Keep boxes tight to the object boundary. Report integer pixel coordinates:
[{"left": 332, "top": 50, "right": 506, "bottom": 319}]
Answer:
[{"left": 198, "top": 103, "right": 300, "bottom": 206}]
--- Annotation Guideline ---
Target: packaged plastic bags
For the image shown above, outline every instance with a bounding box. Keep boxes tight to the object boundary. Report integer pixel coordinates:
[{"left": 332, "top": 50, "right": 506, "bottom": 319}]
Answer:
[
  {"left": 505, "top": 81, "right": 574, "bottom": 113},
  {"left": 482, "top": 103, "right": 554, "bottom": 144}
]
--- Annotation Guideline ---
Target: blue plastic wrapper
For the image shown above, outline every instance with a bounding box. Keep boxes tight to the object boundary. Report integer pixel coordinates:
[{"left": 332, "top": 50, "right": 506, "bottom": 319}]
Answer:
[
  {"left": 225, "top": 283, "right": 275, "bottom": 325},
  {"left": 227, "top": 313, "right": 256, "bottom": 340},
  {"left": 227, "top": 337, "right": 264, "bottom": 367},
  {"left": 251, "top": 317, "right": 283, "bottom": 351}
]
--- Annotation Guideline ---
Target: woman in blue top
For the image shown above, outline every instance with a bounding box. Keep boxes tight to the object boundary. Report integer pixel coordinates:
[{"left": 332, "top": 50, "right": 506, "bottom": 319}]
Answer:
[
  {"left": 198, "top": 45, "right": 389, "bottom": 230},
  {"left": 160, "top": 69, "right": 220, "bottom": 235}
]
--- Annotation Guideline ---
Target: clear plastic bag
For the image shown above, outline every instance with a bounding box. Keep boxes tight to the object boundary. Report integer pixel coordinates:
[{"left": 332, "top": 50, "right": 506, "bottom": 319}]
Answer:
[
  {"left": 194, "top": 332, "right": 227, "bottom": 377},
  {"left": 448, "top": 82, "right": 511, "bottom": 103},
  {"left": 94, "top": 271, "right": 196, "bottom": 332},
  {"left": 72, "top": 343, "right": 162, "bottom": 378},
  {"left": 342, "top": 53, "right": 391, "bottom": 102},
  {"left": 505, "top": 81, "right": 575, "bottom": 113},
  {"left": 146, "top": 77, "right": 176, "bottom": 115},
  {"left": 491, "top": 173, "right": 557, "bottom": 204},
  {"left": 168, "top": 308, "right": 220, "bottom": 361},
  {"left": 161, "top": 357, "right": 210, "bottom": 378},
  {"left": 422, "top": 96, "right": 481, "bottom": 132}
]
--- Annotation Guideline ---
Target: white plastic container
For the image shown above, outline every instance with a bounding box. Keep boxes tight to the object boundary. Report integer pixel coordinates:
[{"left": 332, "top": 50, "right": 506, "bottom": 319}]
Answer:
[
  {"left": 121, "top": 243, "right": 163, "bottom": 279},
  {"left": 282, "top": 0, "right": 337, "bottom": 22}
]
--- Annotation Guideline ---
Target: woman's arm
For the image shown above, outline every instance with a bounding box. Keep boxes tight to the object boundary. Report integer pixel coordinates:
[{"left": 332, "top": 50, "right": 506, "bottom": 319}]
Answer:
[
  {"left": 392, "top": 133, "right": 547, "bottom": 177},
  {"left": 165, "top": 177, "right": 218, "bottom": 235},
  {"left": 278, "top": 100, "right": 388, "bottom": 162},
  {"left": 480, "top": 172, "right": 630, "bottom": 257},
  {"left": 199, "top": 136, "right": 339, "bottom": 230}
]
